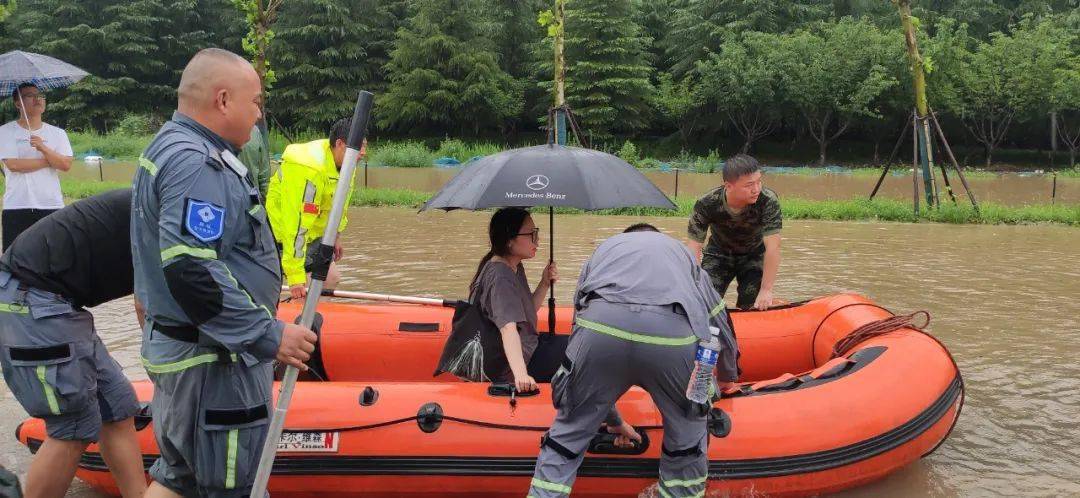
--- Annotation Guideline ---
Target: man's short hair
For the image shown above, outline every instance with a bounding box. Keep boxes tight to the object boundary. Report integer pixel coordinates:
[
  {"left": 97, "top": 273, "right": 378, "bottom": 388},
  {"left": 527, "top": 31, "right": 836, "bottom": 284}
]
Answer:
[
  {"left": 722, "top": 154, "right": 760, "bottom": 183},
  {"left": 329, "top": 117, "right": 352, "bottom": 145},
  {"left": 623, "top": 223, "right": 659, "bottom": 233},
  {"left": 12, "top": 83, "right": 38, "bottom": 104}
]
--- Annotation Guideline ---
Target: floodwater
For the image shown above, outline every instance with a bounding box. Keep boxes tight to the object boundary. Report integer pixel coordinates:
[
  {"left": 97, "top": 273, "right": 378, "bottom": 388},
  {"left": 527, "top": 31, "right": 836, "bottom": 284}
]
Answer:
[
  {"left": 66, "top": 160, "right": 1078, "bottom": 206},
  {"left": 2, "top": 207, "right": 1078, "bottom": 497}
]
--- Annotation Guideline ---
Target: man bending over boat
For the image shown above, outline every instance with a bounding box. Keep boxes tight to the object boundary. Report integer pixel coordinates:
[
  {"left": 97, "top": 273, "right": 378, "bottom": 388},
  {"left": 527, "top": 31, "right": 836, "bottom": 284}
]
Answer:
[
  {"left": 0, "top": 189, "right": 146, "bottom": 498},
  {"left": 529, "top": 223, "right": 739, "bottom": 498},
  {"left": 266, "top": 118, "right": 366, "bottom": 300},
  {"left": 688, "top": 154, "right": 782, "bottom": 309}
]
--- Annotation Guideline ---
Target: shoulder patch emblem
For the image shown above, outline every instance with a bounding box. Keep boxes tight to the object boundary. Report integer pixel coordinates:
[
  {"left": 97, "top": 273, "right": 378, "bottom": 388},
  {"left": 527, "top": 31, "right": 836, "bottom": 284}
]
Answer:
[{"left": 185, "top": 199, "right": 226, "bottom": 242}]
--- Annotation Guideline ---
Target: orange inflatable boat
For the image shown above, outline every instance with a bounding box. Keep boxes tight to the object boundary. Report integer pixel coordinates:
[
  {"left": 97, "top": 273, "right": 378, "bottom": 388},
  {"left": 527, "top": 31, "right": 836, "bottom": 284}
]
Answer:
[{"left": 15, "top": 294, "right": 963, "bottom": 497}]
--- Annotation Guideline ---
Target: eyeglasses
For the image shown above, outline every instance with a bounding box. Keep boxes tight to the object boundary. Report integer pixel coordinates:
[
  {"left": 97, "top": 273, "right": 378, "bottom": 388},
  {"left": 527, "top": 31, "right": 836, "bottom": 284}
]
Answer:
[
  {"left": 19, "top": 93, "right": 45, "bottom": 101},
  {"left": 516, "top": 228, "right": 540, "bottom": 243}
]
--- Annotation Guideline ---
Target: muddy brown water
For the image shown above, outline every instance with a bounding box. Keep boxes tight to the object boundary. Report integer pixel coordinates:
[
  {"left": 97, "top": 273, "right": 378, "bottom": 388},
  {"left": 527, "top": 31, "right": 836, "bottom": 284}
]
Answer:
[
  {"left": 1, "top": 207, "right": 1078, "bottom": 497},
  {"left": 67, "top": 161, "right": 1078, "bottom": 206}
]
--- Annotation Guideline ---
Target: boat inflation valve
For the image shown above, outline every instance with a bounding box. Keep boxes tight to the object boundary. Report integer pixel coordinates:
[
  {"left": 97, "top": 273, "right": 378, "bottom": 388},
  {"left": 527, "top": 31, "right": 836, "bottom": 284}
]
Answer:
[
  {"left": 359, "top": 386, "right": 379, "bottom": 406},
  {"left": 417, "top": 402, "right": 444, "bottom": 433},
  {"left": 708, "top": 407, "right": 731, "bottom": 438}
]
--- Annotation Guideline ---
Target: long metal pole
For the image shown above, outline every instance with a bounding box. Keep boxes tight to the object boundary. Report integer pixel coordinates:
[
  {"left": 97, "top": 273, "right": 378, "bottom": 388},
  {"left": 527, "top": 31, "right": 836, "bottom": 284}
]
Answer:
[{"left": 251, "top": 91, "right": 374, "bottom": 497}]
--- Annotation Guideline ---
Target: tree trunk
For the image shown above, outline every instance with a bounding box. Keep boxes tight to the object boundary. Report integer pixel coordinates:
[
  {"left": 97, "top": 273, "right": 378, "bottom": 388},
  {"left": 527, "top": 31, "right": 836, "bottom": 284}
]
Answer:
[
  {"left": 741, "top": 138, "right": 752, "bottom": 154},
  {"left": 872, "top": 138, "right": 881, "bottom": 165},
  {"left": 985, "top": 145, "right": 993, "bottom": 168},
  {"left": 819, "top": 139, "right": 828, "bottom": 167},
  {"left": 1050, "top": 111, "right": 1057, "bottom": 152},
  {"left": 1070, "top": 148, "right": 1075, "bottom": 168},
  {"left": 897, "top": 0, "right": 929, "bottom": 118}
]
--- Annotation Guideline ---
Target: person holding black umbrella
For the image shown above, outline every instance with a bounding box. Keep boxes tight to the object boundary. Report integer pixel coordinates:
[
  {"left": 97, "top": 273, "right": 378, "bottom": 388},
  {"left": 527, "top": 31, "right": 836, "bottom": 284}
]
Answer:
[{"left": 467, "top": 207, "right": 557, "bottom": 393}]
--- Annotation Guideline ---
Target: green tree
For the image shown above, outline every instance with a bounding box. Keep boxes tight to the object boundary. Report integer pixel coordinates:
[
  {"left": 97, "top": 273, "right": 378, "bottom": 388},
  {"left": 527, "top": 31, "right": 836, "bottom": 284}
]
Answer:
[
  {"left": 1052, "top": 65, "right": 1080, "bottom": 167},
  {"left": 915, "top": 0, "right": 1077, "bottom": 40},
  {"left": 0, "top": 1, "right": 16, "bottom": 22},
  {"left": 270, "top": 0, "right": 405, "bottom": 131},
  {"left": 654, "top": 72, "right": 701, "bottom": 145},
  {"left": 562, "top": 0, "right": 655, "bottom": 143},
  {"left": 939, "top": 17, "right": 1075, "bottom": 166},
  {"left": 694, "top": 31, "right": 787, "bottom": 154},
  {"left": 776, "top": 19, "right": 900, "bottom": 165},
  {"left": 664, "top": 0, "right": 829, "bottom": 79},
  {"left": 635, "top": 0, "right": 678, "bottom": 74},
  {"left": 6, "top": 0, "right": 236, "bottom": 131},
  {"left": 381, "top": 0, "right": 521, "bottom": 135},
  {"left": 490, "top": 0, "right": 547, "bottom": 134},
  {"left": 230, "top": 0, "right": 283, "bottom": 88}
]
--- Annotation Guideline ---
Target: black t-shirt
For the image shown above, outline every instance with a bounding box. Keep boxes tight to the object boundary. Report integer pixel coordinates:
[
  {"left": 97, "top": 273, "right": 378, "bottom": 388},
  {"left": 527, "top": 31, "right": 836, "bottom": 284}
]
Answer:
[{"left": 0, "top": 188, "right": 134, "bottom": 308}]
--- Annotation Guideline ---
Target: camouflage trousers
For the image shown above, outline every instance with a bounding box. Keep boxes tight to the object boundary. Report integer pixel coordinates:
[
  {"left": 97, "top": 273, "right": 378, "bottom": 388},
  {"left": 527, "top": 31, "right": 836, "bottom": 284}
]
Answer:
[{"left": 701, "top": 250, "right": 764, "bottom": 310}]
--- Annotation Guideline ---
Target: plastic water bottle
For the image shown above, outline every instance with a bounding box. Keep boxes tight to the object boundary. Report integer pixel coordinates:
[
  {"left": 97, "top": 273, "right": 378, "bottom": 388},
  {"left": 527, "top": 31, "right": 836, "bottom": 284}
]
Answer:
[{"left": 686, "top": 326, "right": 721, "bottom": 404}]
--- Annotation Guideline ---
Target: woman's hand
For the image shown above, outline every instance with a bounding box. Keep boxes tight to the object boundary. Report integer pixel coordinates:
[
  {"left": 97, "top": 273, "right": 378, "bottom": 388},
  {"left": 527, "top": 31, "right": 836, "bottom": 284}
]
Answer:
[
  {"left": 513, "top": 372, "right": 538, "bottom": 393},
  {"left": 542, "top": 261, "right": 558, "bottom": 285}
]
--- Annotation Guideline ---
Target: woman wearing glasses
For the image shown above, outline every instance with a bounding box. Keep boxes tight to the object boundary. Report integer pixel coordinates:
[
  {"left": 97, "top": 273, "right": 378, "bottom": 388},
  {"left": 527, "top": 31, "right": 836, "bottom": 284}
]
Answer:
[{"left": 467, "top": 207, "right": 558, "bottom": 393}]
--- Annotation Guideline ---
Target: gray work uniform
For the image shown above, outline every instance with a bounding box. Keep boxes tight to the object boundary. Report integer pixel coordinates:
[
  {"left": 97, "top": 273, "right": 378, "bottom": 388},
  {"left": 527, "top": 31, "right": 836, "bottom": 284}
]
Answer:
[
  {"left": 0, "top": 189, "right": 140, "bottom": 442},
  {"left": 132, "top": 112, "right": 284, "bottom": 497},
  {"left": 0, "top": 273, "right": 139, "bottom": 441},
  {"left": 529, "top": 231, "right": 738, "bottom": 498}
]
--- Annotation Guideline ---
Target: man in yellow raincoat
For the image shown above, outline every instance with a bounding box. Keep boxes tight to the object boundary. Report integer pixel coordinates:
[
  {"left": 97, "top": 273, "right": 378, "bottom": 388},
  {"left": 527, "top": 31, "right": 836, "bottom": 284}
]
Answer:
[{"left": 266, "top": 117, "right": 366, "bottom": 300}]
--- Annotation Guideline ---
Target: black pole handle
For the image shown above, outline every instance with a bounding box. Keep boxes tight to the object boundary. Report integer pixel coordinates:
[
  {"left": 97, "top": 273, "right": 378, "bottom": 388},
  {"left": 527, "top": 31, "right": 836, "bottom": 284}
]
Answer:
[
  {"left": 346, "top": 91, "right": 375, "bottom": 150},
  {"left": 548, "top": 207, "right": 555, "bottom": 334}
]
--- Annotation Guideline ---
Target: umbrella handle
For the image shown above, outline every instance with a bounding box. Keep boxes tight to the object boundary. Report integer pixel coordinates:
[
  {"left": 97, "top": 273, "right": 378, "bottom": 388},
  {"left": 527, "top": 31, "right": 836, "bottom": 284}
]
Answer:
[
  {"left": 16, "top": 93, "right": 32, "bottom": 135},
  {"left": 548, "top": 207, "right": 555, "bottom": 334}
]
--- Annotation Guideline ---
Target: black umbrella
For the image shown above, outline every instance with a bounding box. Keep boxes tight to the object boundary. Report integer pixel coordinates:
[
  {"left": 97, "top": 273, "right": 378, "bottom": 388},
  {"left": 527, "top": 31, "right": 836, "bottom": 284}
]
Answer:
[{"left": 421, "top": 143, "right": 677, "bottom": 333}]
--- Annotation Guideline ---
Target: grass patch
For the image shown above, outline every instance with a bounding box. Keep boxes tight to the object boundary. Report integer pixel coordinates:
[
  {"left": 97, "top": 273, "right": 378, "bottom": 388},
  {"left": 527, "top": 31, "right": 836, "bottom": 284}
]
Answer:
[
  {"left": 68, "top": 132, "right": 153, "bottom": 161},
  {"left": 352, "top": 188, "right": 430, "bottom": 208},
  {"left": 368, "top": 141, "right": 435, "bottom": 168},
  {"left": 0, "top": 177, "right": 130, "bottom": 201},
  {"left": 59, "top": 179, "right": 131, "bottom": 199},
  {"left": 435, "top": 138, "right": 501, "bottom": 163}
]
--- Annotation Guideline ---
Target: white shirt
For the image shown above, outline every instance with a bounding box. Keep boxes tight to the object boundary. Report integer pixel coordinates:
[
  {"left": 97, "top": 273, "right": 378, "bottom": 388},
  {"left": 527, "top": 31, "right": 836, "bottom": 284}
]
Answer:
[{"left": 0, "top": 120, "right": 71, "bottom": 210}]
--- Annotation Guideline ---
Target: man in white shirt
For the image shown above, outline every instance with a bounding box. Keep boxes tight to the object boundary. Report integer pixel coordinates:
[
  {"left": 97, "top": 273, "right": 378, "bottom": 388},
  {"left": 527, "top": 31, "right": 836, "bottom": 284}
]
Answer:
[{"left": 0, "top": 83, "right": 73, "bottom": 250}]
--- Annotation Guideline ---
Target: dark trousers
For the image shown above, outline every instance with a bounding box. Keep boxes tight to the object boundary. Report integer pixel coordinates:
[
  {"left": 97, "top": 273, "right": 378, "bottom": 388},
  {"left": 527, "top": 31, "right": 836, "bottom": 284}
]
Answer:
[
  {"left": 701, "top": 250, "right": 764, "bottom": 310},
  {"left": 2, "top": 209, "right": 58, "bottom": 251}
]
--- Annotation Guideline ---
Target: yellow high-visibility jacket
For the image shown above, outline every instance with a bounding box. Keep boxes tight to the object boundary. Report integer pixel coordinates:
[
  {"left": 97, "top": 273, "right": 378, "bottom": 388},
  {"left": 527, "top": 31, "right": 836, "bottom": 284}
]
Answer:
[{"left": 266, "top": 139, "right": 353, "bottom": 286}]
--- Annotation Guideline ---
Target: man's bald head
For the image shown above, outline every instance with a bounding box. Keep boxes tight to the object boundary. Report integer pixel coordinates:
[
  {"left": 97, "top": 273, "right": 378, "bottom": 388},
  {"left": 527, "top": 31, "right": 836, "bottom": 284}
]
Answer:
[
  {"left": 175, "top": 48, "right": 263, "bottom": 148},
  {"left": 178, "top": 48, "right": 255, "bottom": 109}
]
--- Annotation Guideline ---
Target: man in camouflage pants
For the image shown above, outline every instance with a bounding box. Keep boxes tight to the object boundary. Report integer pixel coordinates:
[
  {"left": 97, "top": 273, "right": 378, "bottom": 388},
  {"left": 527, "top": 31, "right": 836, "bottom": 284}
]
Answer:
[{"left": 687, "top": 154, "right": 782, "bottom": 310}]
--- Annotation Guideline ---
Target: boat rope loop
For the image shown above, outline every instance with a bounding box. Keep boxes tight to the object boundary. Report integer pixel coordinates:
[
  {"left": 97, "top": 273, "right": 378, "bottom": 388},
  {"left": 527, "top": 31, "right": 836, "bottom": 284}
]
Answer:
[
  {"left": 830, "top": 310, "right": 931, "bottom": 360},
  {"left": 285, "top": 412, "right": 666, "bottom": 435}
]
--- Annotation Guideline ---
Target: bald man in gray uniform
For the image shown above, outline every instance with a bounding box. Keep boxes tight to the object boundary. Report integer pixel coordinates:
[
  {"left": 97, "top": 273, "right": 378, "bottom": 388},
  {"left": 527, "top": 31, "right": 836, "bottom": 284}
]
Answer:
[
  {"left": 528, "top": 224, "right": 739, "bottom": 498},
  {"left": 132, "top": 48, "right": 317, "bottom": 498}
]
